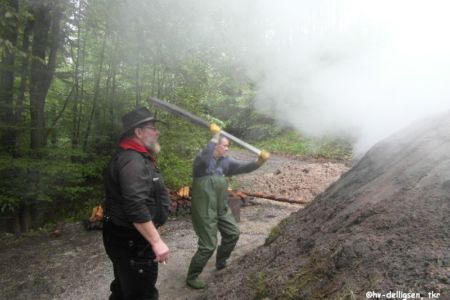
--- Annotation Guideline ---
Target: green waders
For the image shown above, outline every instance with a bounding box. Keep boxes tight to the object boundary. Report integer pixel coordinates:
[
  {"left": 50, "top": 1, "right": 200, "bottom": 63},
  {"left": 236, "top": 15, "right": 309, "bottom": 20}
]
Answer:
[{"left": 187, "top": 175, "right": 240, "bottom": 285}]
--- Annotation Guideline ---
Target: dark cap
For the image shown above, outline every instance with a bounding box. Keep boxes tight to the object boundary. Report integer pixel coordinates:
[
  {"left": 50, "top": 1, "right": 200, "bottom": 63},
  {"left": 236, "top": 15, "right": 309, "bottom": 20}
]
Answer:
[{"left": 121, "top": 107, "right": 162, "bottom": 136}]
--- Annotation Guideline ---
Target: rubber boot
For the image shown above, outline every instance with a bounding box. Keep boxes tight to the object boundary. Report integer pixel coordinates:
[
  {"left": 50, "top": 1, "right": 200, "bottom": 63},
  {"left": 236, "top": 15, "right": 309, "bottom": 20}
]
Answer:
[
  {"left": 186, "top": 277, "right": 206, "bottom": 289},
  {"left": 216, "top": 260, "right": 227, "bottom": 270}
]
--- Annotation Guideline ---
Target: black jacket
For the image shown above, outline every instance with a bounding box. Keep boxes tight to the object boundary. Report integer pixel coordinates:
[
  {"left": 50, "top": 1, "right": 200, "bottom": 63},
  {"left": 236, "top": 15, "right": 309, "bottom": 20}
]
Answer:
[{"left": 104, "top": 149, "right": 170, "bottom": 228}]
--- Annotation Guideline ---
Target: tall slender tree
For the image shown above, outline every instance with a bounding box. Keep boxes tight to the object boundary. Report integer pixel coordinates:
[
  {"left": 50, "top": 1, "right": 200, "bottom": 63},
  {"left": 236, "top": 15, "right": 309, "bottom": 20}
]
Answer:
[
  {"left": 16, "top": 15, "right": 33, "bottom": 154},
  {"left": 29, "top": 0, "right": 64, "bottom": 152},
  {"left": 0, "top": 0, "right": 19, "bottom": 155}
]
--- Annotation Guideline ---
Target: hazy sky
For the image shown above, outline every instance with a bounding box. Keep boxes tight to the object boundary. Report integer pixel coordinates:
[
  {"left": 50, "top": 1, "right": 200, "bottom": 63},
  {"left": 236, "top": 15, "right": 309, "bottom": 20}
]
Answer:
[{"left": 135, "top": 0, "right": 450, "bottom": 153}]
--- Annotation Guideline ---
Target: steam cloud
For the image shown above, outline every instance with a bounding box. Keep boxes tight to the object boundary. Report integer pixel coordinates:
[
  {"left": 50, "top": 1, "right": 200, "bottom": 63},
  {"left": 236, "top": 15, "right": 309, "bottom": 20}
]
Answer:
[
  {"left": 129, "top": 0, "right": 450, "bottom": 153},
  {"left": 187, "top": 0, "right": 450, "bottom": 153}
]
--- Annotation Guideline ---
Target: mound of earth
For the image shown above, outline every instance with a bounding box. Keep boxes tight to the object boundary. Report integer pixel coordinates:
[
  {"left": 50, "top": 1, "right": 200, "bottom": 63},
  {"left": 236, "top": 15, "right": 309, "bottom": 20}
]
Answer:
[{"left": 207, "top": 113, "right": 450, "bottom": 299}]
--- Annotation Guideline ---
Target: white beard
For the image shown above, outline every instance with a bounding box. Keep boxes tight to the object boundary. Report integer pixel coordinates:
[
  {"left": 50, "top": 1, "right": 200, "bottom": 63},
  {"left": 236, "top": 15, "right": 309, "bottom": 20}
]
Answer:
[
  {"left": 144, "top": 138, "right": 161, "bottom": 155},
  {"left": 150, "top": 142, "right": 161, "bottom": 155}
]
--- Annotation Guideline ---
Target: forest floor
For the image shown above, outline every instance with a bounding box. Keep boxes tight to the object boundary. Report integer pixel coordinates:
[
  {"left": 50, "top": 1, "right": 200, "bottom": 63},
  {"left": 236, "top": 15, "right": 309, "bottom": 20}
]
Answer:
[{"left": 0, "top": 151, "right": 350, "bottom": 300}]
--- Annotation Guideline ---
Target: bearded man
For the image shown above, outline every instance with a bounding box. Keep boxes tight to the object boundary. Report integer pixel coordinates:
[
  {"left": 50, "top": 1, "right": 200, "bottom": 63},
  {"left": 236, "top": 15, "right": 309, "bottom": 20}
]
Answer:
[{"left": 103, "top": 107, "right": 170, "bottom": 300}]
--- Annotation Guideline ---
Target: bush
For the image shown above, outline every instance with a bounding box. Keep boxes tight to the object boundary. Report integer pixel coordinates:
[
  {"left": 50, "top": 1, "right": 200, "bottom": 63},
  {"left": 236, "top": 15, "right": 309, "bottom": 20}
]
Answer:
[
  {"left": 0, "top": 151, "right": 108, "bottom": 232},
  {"left": 157, "top": 119, "right": 209, "bottom": 189}
]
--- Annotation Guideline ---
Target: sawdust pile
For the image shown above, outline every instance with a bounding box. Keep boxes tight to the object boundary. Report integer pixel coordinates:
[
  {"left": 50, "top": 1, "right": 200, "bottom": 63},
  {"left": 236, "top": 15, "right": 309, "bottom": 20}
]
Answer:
[
  {"left": 208, "top": 113, "right": 450, "bottom": 299},
  {"left": 247, "top": 162, "right": 347, "bottom": 202},
  {"left": 230, "top": 150, "right": 350, "bottom": 204}
]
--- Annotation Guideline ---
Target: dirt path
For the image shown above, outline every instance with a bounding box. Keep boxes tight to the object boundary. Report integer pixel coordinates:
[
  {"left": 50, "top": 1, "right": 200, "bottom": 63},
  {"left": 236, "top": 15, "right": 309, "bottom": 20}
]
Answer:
[{"left": 0, "top": 152, "right": 349, "bottom": 300}]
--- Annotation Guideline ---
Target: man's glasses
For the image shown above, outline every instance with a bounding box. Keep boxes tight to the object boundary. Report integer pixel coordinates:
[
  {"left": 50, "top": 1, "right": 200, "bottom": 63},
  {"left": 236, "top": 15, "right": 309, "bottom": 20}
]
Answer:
[{"left": 142, "top": 126, "right": 158, "bottom": 131}]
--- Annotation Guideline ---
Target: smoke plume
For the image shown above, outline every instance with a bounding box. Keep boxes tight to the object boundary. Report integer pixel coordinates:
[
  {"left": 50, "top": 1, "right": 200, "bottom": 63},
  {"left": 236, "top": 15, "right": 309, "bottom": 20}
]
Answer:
[
  {"left": 126, "top": 0, "right": 450, "bottom": 153},
  {"left": 186, "top": 0, "right": 450, "bottom": 153}
]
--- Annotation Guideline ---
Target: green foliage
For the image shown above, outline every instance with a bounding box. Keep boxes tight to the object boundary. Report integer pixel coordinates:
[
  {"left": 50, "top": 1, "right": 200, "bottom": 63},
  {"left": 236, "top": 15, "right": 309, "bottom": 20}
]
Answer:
[
  {"left": 157, "top": 120, "right": 208, "bottom": 189},
  {"left": 256, "top": 130, "right": 353, "bottom": 160},
  {"left": 249, "top": 271, "right": 270, "bottom": 300},
  {"left": 280, "top": 262, "right": 324, "bottom": 300},
  {"left": 158, "top": 151, "right": 193, "bottom": 189},
  {"left": 265, "top": 218, "right": 289, "bottom": 246},
  {"left": 0, "top": 194, "right": 19, "bottom": 213},
  {"left": 0, "top": 149, "right": 106, "bottom": 223}
]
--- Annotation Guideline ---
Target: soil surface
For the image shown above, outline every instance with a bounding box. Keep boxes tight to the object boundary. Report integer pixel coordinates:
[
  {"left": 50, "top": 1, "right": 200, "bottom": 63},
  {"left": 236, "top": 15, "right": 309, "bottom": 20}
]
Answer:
[
  {"left": 208, "top": 114, "right": 450, "bottom": 299},
  {"left": 0, "top": 151, "right": 349, "bottom": 300}
]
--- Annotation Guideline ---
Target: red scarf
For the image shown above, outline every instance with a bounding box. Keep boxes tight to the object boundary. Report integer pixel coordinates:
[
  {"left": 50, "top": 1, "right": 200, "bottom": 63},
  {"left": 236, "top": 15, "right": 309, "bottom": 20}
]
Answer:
[{"left": 119, "top": 138, "right": 157, "bottom": 166}]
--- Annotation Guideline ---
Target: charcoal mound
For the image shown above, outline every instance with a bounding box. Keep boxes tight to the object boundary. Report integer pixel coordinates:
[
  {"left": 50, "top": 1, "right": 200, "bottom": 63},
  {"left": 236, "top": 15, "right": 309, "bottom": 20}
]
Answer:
[{"left": 207, "top": 112, "right": 450, "bottom": 299}]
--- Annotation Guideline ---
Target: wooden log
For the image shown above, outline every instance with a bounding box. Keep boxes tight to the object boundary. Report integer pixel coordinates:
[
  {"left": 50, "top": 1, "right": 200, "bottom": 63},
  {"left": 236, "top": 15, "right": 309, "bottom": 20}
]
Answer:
[{"left": 229, "top": 189, "right": 309, "bottom": 205}]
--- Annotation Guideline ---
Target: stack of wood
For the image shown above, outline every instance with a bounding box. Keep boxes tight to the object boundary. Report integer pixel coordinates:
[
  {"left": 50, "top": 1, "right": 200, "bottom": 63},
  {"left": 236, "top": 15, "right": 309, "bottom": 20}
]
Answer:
[
  {"left": 83, "top": 204, "right": 104, "bottom": 230},
  {"left": 168, "top": 186, "right": 192, "bottom": 216}
]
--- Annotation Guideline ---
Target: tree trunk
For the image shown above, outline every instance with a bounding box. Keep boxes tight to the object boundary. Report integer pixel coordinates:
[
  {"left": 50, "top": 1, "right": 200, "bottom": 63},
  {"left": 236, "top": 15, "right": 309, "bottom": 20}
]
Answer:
[
  {"left": 12, "top": 211, "right": 21, "bottom": 236},
  {"left": 16, "top": 18, "right": 33, "bottom": 156},
  {"left": 71, "top": 39, "right": 86, "bottom": 149},
  {"left": 82, "top": 36, "right": 106, "bottom": 151},
  {"left": 107, "top": 41, "right": 118, "bottom": 135},
  {"left": 0, "top": 0, "right": 19, "bottom": 155},
  {"left": 75, "top": 43, "right": 85, "bottom": 149},
  {"left": 27, "top": 1, "right": 63, "bottom": 232},
  {"left": 29, "top": 2, "right": 62, "bottom": 152},
  {"left": 46, "top": 84, "right": 75, "bottom": 140},
  {"left": 71, "top": 0, "right": 83, "bottom": 149},
  {"left": 135, "top": 63, "right": 141, "bottom": 107},
  {"left": 20, "top": 205, "right": 31, "bottom": 233},
  {"left": 30, "top": 4, "right": 51, "bottom": 151},
  {"left": 105, "top": 59, "right": 117, "bottom": 134}
]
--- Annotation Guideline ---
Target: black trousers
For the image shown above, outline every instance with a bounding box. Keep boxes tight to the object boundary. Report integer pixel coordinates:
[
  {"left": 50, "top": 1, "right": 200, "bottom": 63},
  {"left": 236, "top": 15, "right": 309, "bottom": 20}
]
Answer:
[{"left": 102, "top": 219, "right": 159, "bottom": 300}]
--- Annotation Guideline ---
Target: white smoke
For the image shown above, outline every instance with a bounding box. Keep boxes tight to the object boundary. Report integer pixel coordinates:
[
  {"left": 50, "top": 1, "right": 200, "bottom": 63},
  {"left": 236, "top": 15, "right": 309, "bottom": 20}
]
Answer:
[
  {"left": 185, "top": 0, "right": 450, "bottom": 153},
  {"left": 126, "top": 0, "right": 450, "bottom": 153}
]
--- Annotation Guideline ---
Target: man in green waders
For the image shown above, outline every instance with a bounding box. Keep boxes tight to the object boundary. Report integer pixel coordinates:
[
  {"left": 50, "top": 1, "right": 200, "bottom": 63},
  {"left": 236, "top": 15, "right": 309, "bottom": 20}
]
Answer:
[{"left": 186, "top": 123, "right": 270, "bottom": 289}]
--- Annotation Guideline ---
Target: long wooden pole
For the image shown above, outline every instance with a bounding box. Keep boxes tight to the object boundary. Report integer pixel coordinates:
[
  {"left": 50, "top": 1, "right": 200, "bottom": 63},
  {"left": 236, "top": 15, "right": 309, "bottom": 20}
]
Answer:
[{"left": 149, "top": 96, "right": 262, "bottom": 155}]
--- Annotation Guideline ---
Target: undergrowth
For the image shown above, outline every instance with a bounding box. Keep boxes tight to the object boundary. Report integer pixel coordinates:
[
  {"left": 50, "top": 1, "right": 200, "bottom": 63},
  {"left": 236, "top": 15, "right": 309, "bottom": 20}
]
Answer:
[
  {"left": 249, "top": 271, "right": 270, "bottom": 299},
  {"left": 255, "top": 130, "right": 353, "bottom": 160},
  {"left": 265, "top": 218, "right": 289, "bottom": 246}
]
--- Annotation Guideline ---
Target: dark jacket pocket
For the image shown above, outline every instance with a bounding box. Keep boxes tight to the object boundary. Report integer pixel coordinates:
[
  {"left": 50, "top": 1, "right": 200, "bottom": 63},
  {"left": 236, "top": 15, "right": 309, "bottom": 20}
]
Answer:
[{"left": 151, "top": 174, "right": 170, "bottom": 226}]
